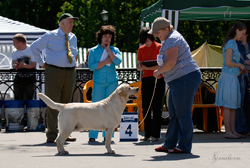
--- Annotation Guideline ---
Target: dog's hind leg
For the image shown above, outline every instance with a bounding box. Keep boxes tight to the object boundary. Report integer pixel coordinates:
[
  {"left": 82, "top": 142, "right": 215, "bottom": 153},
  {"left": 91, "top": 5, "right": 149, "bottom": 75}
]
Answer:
[
  {"left": 56, "top": 130, "right": 71, "bottom": 154},
  {"left": 105, "top": 128, "right": 115, "bottom": 154}
]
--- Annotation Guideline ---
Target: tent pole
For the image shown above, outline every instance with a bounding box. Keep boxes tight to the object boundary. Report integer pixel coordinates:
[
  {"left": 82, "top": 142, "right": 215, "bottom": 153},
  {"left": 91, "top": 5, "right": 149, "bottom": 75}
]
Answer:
[
  {"left": 168, "top": 10, "right": 172, "bottom": 24},
  {"left": 174, "top": 11, "right": 179, "bottom": 30},
  {"left": 163, "top": 9, "right": 179, "bottom": 30},
  {"left": 162, "top": 9, "right": 166, "bottom": 18},
  {"left": 141, "top": 21, "right": 144, "bottom": 29}
]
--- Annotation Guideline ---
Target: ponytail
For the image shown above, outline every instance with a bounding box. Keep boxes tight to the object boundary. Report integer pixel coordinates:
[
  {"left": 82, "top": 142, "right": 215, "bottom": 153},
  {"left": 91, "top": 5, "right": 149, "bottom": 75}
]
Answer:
[{"left": 221, "top": 22, "right": 247, "bottom": 49}]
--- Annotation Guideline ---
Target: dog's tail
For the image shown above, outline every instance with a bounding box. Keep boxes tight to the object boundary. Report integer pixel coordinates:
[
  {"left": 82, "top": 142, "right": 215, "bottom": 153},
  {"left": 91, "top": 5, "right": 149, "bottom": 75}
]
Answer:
[{"left": 38, "top": 93, "right": 65, "bottom": 111}]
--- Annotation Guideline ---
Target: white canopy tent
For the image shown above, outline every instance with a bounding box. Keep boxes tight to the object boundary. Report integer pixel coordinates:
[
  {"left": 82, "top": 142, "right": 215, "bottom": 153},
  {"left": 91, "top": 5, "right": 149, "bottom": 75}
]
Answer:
[
  {"left": 0, "top": 16, "right": 48, "bottom": 99},
  {"left": 0, "top": 16, "right": 47, "bottom": 68},
  {"left": 0, "top": 16, "right": 47, "bottom": 45}
]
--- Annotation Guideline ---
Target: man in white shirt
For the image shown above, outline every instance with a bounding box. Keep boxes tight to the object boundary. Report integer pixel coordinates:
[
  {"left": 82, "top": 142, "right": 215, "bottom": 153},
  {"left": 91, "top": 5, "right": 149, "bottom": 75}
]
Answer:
[{"left": 12, "top": 33, "right": 37, "bottom": 100}]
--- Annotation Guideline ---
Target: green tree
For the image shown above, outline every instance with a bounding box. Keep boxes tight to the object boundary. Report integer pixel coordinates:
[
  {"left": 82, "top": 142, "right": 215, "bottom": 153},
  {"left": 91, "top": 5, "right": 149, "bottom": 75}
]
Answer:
[
  {"left": 0, "top": 0, "right": 66, "bottom": 30},
  {"left": 59, "top": 0, "right": 159, "bottom": 52},
  {"left": 178, "top": 20, "right": 239, "bottom": 50},
  {"left": 1, "top": 0, "right": 250, "bottom": 52},
  {"left": 52, "top": 0, "right": 250, "bottom": 51}
]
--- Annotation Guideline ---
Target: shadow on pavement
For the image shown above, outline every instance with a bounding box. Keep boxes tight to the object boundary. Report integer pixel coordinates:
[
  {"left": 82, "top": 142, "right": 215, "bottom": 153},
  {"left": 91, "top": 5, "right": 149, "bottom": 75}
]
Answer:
[
  {"left": 34, "top": 153, "right": 135, "bottom": 157},
  {"left": 133, "top": 140, "right": 163, "bottom": 146},
  {"left": 145, "top": 153, "right": 200, "bottom": 161},
  {"left": 138, "top": 130, "right": 250, "bottom": 145},
  {"left": 193, "top": 132, "right": 250, "bottom": 143},
  {"left": 21, "top": 142, "right": 70, "bottom": 147},
  {"left": 84, "top": 141, "right": 115, "bottom": 146}
]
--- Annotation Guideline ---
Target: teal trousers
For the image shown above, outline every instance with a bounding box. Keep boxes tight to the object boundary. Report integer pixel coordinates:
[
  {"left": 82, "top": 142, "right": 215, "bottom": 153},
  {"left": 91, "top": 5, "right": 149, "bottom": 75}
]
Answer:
[{"left": 88, "top": 81, "right": 118, "bottom": 139}]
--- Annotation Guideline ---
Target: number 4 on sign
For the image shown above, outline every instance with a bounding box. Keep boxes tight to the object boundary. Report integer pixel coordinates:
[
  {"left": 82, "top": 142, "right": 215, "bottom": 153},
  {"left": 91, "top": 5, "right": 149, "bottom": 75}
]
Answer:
[{"left": 125, "top": 124, "right": 133, "bottom": 136}]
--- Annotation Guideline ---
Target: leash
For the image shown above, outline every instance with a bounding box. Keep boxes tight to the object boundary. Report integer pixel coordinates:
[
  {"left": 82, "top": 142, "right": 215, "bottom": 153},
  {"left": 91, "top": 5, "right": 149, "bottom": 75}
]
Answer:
[{"left": 120, "top": 78, "right": 158, "bottom": 131}]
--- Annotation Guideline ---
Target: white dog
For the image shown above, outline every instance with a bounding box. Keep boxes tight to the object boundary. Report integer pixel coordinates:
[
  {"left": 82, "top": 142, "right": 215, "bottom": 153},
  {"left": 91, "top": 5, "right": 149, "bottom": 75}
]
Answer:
[{"left": 38, "top": 83, "right": 139, "bottom": 154}]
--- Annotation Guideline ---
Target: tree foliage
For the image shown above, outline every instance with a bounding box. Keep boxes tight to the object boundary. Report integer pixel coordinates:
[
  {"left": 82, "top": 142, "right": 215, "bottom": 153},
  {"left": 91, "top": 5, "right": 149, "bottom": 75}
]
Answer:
[
  {"left": 1, "top": 0, "right": 249, "bottom": 52},
  {"left": 0, "top": 0, "right": 66, "bottom": 30},
  {"left": 58, "top": 0, "right": 159, "bottom": 52},
  {"left": 179, "top": 20, "right": 250, "bottom": 50}
]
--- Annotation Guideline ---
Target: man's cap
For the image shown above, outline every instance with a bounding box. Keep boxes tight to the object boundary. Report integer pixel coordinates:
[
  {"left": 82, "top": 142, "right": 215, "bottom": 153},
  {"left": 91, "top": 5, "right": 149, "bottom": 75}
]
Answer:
[
  {"left": 148, "top": 17, "right": 171, "bottom": 34},
  {"left": 59, "top": 13, "right": 79, "bottom": 23}
]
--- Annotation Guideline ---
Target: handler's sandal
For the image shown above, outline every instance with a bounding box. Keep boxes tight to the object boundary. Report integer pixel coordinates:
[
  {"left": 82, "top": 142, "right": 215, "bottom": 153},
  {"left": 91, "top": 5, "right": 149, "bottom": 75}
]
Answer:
[
  {"left": 89, "top": 138, "right": 95, "bottom": 142},
  {"left": 149, "top": 137, "right": 158, "bottom": 142},
  {"left": 140, "top": 137, "right": 149, "bottom": 141},
  {"left": 155, "top": 146, "right": 168, "bottom": 152},
  {"left": 168, "top": 147, "right": 185, "bottom": 153}
]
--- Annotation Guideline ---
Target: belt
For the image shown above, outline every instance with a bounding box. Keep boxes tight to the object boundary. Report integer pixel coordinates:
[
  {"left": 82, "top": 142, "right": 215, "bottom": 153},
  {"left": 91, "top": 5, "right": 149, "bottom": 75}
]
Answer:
[{"left": 47, "top": 64, "right": 75, "bottom": 70}]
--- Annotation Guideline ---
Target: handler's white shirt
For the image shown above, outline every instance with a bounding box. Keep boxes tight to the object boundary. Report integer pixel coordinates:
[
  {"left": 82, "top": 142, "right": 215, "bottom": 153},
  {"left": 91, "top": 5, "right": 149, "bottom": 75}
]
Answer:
[{"left": 12, "top": 45, "right": 35, "bottom": 65}]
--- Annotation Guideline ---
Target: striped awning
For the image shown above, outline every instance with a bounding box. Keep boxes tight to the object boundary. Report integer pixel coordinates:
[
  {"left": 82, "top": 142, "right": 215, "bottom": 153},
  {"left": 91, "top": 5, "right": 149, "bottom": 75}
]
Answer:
[{"left": 141, "top": 0, "right": 250, "bottom": 23}]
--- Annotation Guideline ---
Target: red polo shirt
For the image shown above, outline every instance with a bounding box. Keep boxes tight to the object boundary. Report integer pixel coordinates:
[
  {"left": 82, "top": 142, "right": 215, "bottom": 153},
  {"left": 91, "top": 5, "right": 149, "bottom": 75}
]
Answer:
[{"left": 137, "top": 41, "right": 162, "bottom": 78}]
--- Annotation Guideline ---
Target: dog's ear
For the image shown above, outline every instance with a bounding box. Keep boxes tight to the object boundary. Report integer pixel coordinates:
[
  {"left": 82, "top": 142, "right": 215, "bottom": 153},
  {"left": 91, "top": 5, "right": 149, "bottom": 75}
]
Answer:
[{"left": 118, "top": 87, "right": 127, "bottom": 98}]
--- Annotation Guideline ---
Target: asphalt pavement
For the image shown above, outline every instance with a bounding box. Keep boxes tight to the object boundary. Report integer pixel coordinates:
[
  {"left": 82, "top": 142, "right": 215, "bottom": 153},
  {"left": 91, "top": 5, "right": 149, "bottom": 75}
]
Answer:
[{"left": 0, "top": 127, "right": 250, "bottom": 168}]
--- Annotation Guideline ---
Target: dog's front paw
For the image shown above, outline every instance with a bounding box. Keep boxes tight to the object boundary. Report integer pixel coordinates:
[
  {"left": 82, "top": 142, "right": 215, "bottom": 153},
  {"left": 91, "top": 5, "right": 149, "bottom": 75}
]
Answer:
[
  {"left": 106, "top": 149, "right": 115, "bottom": 154},
  {"left": 58, "top": 150, "right": 69, "bottom": 155}
]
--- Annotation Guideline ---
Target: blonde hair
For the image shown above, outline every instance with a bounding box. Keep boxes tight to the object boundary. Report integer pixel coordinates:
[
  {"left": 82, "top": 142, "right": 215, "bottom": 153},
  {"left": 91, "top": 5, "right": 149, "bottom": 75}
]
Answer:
[{"left": 169, "top": 25, "right": 174, "bottom": 31}]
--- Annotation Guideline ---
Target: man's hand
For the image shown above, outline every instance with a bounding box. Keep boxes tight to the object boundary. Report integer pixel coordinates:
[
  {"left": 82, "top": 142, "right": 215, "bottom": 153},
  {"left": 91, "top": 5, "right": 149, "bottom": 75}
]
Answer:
[
  {"left": 245, "top": 60, "right": 250, "bottom": 65},
  {"left": 41, "top": 63, "right": 47, "bottom": 69},
  {"left": 14, "top": 62, "right": 24, "bottom": 70}
]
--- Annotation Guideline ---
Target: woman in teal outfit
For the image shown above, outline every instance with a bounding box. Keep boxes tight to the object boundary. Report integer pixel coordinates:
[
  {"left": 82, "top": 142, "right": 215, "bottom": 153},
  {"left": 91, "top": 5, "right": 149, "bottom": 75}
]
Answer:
[{"left": 88, "top": 25, "right": 122, "bottom": 142}]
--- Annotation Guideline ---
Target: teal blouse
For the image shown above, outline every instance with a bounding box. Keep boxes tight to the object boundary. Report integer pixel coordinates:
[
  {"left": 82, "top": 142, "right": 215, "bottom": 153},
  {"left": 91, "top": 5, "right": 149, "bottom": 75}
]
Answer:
[
  {"left": 222, "top": 39, "right": 241, "bottom": 75},
  {"left": 88, "top": 44, "right": 122, "bottom": 83}
]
